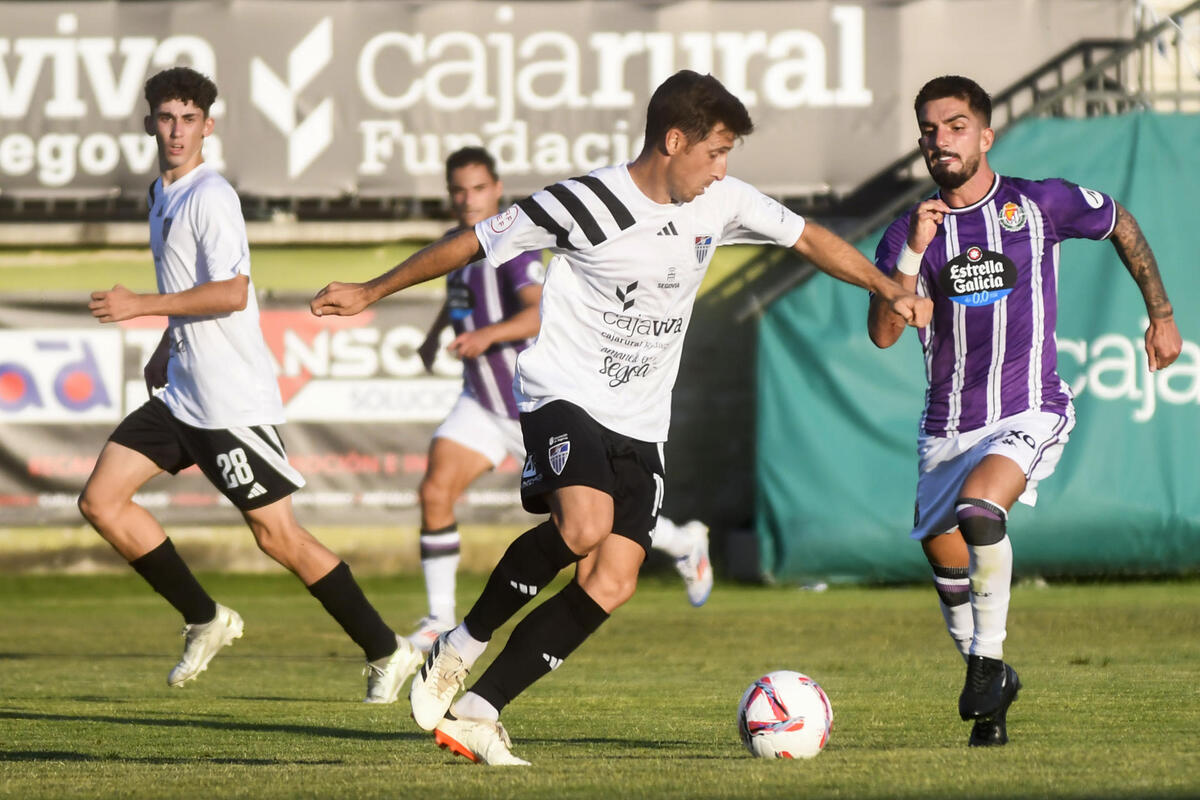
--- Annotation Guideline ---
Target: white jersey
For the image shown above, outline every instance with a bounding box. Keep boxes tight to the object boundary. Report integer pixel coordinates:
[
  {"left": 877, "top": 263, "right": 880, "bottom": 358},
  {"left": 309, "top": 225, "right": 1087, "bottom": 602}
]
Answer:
[
  {"left": 149, "top": 162, "right": 284, "bottom": 429},
  {"left": 475, "top": 164, "right": 805, "bottom": 442}
]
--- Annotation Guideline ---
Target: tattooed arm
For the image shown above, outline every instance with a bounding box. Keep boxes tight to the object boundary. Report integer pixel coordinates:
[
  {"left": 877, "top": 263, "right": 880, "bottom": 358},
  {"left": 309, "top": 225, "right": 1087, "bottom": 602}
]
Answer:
[{"left": 1110, "top": 203, "right": 1182, "bottom": 372}]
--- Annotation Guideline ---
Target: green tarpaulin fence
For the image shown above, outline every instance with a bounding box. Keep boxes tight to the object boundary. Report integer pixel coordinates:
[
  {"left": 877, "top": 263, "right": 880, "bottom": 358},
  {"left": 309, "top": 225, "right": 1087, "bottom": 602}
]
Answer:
[{"left": 756, "top": 112, "right": 1200, "bottom": 582}]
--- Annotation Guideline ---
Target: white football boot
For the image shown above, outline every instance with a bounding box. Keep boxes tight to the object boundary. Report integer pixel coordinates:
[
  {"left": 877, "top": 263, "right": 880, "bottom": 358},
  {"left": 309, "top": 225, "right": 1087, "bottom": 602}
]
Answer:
[
  {"left": 363, "top": 635, "right": 424, "bottom": 704},
  {"left": 406, "top": 616, "right": 455, "bottom": 654},
  {"left": 409, "top": 633, "right": 469, "bottom": 730},
  {"left": 435, "top": 712, "right": 530, "bottom": 766},
  {"left": 674, "top": 521, "right": 713, "bottom": 607},
  {"left": 167, "top": 604, "right": 244, "bottom": 687}
]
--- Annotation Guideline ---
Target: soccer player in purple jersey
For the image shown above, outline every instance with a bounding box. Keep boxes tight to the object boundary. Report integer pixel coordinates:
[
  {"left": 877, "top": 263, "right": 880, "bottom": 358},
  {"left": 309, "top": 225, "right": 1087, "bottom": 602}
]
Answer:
[
  {"left": 406, "top": 148, "right": 546, "bottom": 653},
  {"left": 408, "top": 148, "right": 715, "bottom": 655},
  {"left": 868, "top": 75, "right": 1182, "bottom": 747}
]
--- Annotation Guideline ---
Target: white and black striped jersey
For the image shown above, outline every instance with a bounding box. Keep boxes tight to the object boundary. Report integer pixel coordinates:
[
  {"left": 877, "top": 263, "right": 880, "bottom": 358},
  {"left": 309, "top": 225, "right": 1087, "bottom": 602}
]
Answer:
[
  {"left": 149, "top": 162, "right": 285, "bottom": 429},
  {"left": 475, "top": 163, "right": 805, "bottom": 442}
]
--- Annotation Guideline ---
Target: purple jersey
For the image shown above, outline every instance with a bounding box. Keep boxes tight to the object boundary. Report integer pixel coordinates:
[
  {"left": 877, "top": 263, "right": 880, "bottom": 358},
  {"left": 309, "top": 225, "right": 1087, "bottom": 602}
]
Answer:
[
  {"left": 876, "top": 175, "right": 1117, "bottom": 436},
  {"left": 445, "top": 244, "right": 544, "bottom": 419}
]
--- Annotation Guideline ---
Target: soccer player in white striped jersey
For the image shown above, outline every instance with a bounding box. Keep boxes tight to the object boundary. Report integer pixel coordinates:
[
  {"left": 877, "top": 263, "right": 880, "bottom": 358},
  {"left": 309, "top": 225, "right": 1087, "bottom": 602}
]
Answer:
[
  {"left": 80, "top": 67, "right": 421, "bottom": 701},
  {"left": 312, "top": 70, "right": 930, "bottom": 764},
  {"left": 869, "top": 75, "right": 1181, "bottom": 746},
  {"left": 408, "top": 147, "right": 713, "bottom": 657}
]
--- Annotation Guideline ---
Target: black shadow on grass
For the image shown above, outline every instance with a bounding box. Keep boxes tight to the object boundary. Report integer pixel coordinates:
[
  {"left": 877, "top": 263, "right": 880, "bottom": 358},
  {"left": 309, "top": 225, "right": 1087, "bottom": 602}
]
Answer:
[
  {"left": 0, "top": 750, "right": 343, "bottom": 766},
  {"left": 0, "top": 652, "right": 168, "bottom": 659},
  {"left": 519, "top": 735, "right": 690, "bottom": 748},
  {"left": 0, "top": 710, "right": 422, "bottom": 742}
]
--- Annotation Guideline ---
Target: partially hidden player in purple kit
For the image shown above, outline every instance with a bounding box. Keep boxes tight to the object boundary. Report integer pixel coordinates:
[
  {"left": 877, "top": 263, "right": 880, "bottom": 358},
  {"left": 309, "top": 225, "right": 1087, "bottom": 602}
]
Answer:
[
  {"left": 868, "top": 75, "right": 1181, "bottom": 747},
  {"left": 406, "top": 147, "right": 546, "bottom": 651}
]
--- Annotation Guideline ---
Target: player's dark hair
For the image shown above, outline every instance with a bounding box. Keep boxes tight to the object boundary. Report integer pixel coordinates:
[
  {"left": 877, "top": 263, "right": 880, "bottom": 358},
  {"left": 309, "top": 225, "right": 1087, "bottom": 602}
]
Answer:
[
  {"left": 445, "top": 147, "right": 499, "bottom": 185},
  {"left": 144, "top": 67, "right": 218, "bottom": 115},
  {"left": 643, "top": 70, "right": 754, "bottom": 152},
  {"left": 914, "top": 75, "right": 992, "bottom": 126}
]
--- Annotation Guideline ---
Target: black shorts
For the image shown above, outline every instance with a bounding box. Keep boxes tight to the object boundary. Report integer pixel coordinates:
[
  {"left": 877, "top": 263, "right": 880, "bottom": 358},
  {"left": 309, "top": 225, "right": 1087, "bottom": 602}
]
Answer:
[
  {"left": 519, "top": 400, "right": 664, "bottom": 550},
  {"left": 109, "top": 398, "right": 305, "bottom": 511}
]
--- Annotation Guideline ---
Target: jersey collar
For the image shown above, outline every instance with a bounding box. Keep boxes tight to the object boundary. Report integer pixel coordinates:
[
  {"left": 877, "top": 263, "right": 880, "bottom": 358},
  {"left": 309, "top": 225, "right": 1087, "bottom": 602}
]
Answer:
[
  {"left": 163, "top": 161, "right": 210, "bottom": 194},
  {"left": 937, "top": 173, "right": 1000, "bottom": 214}
]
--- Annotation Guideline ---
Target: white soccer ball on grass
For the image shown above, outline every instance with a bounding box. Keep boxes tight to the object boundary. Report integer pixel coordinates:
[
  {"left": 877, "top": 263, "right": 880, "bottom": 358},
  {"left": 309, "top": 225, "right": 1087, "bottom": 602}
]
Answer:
[{"left": 736, "top": 670, "right": 832, "bottom": 759}]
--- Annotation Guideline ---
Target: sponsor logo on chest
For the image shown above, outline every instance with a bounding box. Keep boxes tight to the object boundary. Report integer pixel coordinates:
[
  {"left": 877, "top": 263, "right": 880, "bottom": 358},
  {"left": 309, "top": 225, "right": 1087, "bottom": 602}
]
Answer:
[{"left": 937, "top": 245, "right": 1017, "bottom": 306}]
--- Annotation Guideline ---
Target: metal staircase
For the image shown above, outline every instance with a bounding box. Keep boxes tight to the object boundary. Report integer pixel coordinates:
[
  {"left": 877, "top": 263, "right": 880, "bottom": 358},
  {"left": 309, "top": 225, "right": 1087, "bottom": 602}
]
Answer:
[{"left": 732, "top": 0, "right": 1200, "bottom": 321}]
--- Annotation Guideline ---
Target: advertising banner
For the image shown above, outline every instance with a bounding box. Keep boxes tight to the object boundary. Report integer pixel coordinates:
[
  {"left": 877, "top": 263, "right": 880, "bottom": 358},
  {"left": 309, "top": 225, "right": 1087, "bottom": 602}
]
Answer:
[
  {"left": 755, "top": 113, "right": 1200, "bottom": 581},
  {"left": 0, "top": 291, "right": 530, "bottom": 526},
  {"left": 0, "top": 0, "right": 1131, "bottom": 200}
]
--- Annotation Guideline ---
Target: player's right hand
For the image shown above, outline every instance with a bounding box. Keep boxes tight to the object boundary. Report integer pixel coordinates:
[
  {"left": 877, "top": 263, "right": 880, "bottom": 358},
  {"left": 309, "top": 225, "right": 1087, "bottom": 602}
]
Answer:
[
  {"left": 311, "top": 281, "right": 370, "bottom": 317},
  {"left": 907, "top": 198, "right": 953, "bottom": 253}
]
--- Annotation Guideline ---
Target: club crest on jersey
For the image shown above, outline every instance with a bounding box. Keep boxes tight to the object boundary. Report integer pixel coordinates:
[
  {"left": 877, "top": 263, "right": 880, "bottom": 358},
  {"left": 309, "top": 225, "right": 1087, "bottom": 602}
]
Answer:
[
  {"left": 694, "top": 235, "right": 713, "bottom": 264},
  {"left": 938, "top": 246, "right": 1017, "bottom": 306},
  {"left": 998, "top": 201, "right": 1026, "bottom": 232},
  {"left": 548, "top": 440, "right": 570, "bottom": 476}
]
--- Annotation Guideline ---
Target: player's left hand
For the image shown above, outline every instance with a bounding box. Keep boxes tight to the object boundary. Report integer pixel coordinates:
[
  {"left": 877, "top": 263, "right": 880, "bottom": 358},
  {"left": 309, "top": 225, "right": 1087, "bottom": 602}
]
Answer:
[
  {"left": 89, "top": 284, "right": 142, "bottom": 323},
  {"left": 889, "top": 292, "right": 933, "bottom": 328},
  {"left": 311, "top": 281, "right": 371, "bottom": 317},
  {"left": 447, "top": 329, "right": 495, "bottom": 359},
  {"left": 1145, "top": 314, "right": 1181, "bottom": 371}
]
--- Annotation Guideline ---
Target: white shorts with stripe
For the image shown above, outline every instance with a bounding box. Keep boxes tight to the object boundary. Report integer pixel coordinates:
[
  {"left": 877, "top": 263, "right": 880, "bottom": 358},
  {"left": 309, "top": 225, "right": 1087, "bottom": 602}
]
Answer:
[
  {"left": 910, "top": 407, "right": 1075, "bottom": 540},
  {"left": 433, "top": 392, "right": 525, "bottom": 467}
]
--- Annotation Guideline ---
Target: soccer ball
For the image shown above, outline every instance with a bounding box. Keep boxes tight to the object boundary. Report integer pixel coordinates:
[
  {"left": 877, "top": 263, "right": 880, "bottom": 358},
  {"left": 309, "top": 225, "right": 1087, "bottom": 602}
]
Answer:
[{"left": 736, "top": 670, "right": 833, "bottom": 759}]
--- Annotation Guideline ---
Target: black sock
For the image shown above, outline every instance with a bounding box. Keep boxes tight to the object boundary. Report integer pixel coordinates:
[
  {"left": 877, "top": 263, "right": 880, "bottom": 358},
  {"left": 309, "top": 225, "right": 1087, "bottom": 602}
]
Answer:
[
  {"left": 129, "top": 538, "right": 216, "bottom": 625},
  {"left": 306, "top": 561, "right": 396, "bottom": 661},
  {"left": 462, "top": 520, "right": 581, "bottom": 641},
  {"left": 470, "top": 580, "right": 608, "bottom": 713}
]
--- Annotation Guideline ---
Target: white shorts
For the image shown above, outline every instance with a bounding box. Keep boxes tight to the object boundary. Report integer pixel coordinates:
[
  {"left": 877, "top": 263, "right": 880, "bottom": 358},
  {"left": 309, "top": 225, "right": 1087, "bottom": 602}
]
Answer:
[
  {"left": 910, "top": 408, "right": 1075, "bottom": 540},
  {"left": 433, "top": 392, "right": 525, "bottom": 467}
]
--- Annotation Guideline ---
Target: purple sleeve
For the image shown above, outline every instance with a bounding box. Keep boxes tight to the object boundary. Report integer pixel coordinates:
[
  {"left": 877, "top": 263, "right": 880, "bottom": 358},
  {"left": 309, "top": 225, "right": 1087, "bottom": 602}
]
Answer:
[
  {"left": 874, "top": 214, "right": 912, "bottom": 277},
  {"left": 1026, "top": 178, "right": 1117, "bottom": 242},
  {"left": 497, "top": 250, "right": 545, "bottom": 293}
]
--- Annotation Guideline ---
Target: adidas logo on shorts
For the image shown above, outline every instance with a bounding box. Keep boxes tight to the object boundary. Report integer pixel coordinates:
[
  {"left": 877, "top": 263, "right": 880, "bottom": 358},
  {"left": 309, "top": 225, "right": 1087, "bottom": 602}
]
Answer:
[
  {"left": 246, "top": 482, "right": 267, "bottom": 500},
  {"left": 542, "top": 653, "right": 563, "bottom": 670}
]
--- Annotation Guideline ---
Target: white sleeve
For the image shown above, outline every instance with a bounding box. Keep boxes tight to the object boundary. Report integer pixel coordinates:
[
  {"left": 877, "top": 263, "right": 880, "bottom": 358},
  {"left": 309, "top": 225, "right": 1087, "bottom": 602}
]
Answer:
[
  {"left": 474, "top": 192, "right": 563, "bottom": 268},
  {"left": 717, "top": 177, "right": 806, "bottom": 248},
  {"left": 192, "top": 180, "right": 250, "bottom": 282}
]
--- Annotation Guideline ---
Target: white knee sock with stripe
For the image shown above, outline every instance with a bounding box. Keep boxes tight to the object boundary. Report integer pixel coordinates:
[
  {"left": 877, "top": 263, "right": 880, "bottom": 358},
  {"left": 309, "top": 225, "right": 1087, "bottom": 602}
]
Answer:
[
  {"left": 932, "top": 564, "right": 973, "bottom": 660},
  {"left": 957, "top": 499, "right": 1012, "bottom": 660},
  {"left": 420, "top": 527, "right": 460, "bottom": 623}
]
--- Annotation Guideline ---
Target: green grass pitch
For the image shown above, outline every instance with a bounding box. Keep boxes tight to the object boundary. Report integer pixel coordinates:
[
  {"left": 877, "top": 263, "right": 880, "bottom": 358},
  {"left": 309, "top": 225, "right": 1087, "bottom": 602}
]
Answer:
[{"left": 2, "top": 574, "right": 1198, "bottom": 799}]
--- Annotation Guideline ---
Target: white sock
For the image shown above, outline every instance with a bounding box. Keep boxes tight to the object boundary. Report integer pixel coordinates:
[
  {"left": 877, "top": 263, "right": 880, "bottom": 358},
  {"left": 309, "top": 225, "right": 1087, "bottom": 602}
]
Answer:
[
  {"left": 447, "top": 623, "right": 488, "bottom": 669},
  {"left": 968, "top": 536, "right": 1013, "bottom": 659},
  {"left": 650, "top": 516, "right": 692, "bottom": 559},
  {"left": 420, "top": 529, "right": 460, "bottom": 622},
  {"left": 453, "top": 691, "right": 499, "bottom": 722},
  {"left": 939, "top": 600, "right": 974, "bottom": 662}
]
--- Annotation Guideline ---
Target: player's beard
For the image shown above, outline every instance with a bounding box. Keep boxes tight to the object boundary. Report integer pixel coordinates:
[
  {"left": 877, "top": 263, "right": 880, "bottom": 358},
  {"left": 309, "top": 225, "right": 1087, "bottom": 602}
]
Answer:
[{"left": 928, "top": 151, "right": 980, "bottom": 190}]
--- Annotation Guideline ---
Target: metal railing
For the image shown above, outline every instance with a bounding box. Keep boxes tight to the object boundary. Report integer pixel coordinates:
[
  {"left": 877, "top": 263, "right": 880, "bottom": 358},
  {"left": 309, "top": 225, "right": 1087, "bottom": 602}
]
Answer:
[{"left": 734, "top": 0, "right": 1200, "bottom": 322}]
